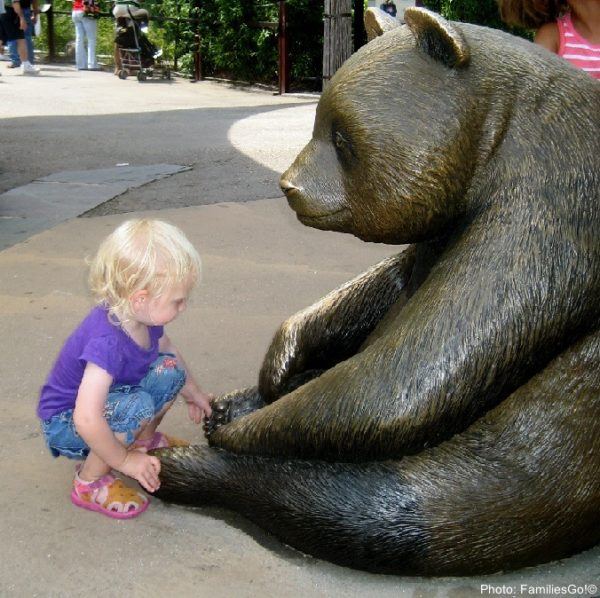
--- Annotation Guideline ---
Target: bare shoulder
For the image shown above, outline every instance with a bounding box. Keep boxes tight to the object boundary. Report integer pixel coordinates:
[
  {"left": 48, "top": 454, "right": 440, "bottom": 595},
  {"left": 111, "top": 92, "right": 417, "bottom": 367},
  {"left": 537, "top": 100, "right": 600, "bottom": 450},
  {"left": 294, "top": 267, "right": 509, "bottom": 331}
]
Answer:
[{"left": 534, "top": 22, "right": 560, "bottom": 53}]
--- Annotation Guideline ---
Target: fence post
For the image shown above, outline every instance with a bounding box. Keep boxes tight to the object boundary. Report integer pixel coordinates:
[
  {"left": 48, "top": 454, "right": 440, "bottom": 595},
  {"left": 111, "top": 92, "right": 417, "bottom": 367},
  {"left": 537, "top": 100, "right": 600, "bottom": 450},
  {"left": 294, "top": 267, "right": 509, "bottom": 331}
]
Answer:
[
  {"left": 353, "top": 0, "right": 365, "bottom": 51},
  {"left": 278, "top": 0, "right": 289, "bottom": 94},
  {"left": 46, "top": 3, "right": 56, "bottom": 61},
  {"left": 193, "top": 0, "right": 202, "bottom": 81},
  {"left": 193, "top": 31, "right": 202, "bottom": 80},
  {"left": 174, "top": 2, "right": 180, "bottom": 72},
  {"left": 322, "top": 0, "right": 352, "bottom": 89}
]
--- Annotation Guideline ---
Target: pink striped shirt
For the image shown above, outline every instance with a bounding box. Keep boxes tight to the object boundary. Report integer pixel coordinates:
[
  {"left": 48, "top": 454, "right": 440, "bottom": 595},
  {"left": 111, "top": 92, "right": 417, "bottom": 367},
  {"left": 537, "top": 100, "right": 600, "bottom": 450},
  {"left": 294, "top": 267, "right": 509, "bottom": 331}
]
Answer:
[{"left": 557, "top": 12, "right": 600, "bottom": 80}]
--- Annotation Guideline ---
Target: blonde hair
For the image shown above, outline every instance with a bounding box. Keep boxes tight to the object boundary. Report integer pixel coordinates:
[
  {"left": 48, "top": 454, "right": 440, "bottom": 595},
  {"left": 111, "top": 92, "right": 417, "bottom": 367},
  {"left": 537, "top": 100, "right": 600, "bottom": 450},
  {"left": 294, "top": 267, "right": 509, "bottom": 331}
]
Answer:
[
  {"left": 89, "top": 219, "right": 202, "bottom": 321},
  {"left": 497, "top": 0, "right": 568, "bottom": 29}
]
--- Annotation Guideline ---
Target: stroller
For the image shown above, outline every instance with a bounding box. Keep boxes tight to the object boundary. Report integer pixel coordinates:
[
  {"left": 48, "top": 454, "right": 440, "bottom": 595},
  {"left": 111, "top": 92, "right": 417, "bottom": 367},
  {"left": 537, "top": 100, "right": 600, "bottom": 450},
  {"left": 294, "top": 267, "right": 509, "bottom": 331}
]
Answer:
[{"left": 114, "top": 3, "right": 171, "bottom": 81}]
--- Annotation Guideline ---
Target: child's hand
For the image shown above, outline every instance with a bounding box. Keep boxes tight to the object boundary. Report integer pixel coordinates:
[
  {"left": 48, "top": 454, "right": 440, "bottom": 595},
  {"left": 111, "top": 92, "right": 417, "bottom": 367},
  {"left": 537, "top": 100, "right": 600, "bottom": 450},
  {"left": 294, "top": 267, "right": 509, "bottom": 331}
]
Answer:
[
  {"left": 186, "top": 390, "right": 214, "bottom": 424},
  {"left": 119, "top": 449, "right": 161, "bottom": 493}
]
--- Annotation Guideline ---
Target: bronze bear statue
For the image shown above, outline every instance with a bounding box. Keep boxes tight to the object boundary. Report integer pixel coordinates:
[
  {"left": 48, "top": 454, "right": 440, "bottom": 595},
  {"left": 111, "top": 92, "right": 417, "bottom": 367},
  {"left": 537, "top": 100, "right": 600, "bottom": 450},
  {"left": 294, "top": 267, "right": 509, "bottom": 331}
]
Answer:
[{"left": 153, "top": 8, "right": 600, "bottom": 575}]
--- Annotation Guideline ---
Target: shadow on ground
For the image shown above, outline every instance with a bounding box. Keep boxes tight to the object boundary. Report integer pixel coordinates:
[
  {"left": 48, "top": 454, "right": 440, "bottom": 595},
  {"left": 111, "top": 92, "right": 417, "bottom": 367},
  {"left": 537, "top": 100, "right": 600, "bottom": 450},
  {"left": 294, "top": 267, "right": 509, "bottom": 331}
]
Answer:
[{"left": 0, "top": 102, "right": 313, "bottom": 213}]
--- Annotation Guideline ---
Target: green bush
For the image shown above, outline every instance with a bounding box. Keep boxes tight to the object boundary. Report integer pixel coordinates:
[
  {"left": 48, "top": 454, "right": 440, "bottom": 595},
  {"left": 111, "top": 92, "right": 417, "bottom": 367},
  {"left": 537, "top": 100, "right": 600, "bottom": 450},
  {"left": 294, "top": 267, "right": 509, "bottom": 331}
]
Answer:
[
  {"left": 420, "top": 0, "right": 531, "bottom": 36},
  {"left": 194, "top": 0, "right": 322, "bottom": 87},
  {"left": 195, "top": 0, "right": 278, "bottom": 82},
  {"left": 422, "top": 0, "right": 504, "bottom": 29},
  {"left": 286, "top": 0, "right": 324, "bottom": 89},
  {"left": 36, "top": 1, "right": 77, "bottom": 58}
]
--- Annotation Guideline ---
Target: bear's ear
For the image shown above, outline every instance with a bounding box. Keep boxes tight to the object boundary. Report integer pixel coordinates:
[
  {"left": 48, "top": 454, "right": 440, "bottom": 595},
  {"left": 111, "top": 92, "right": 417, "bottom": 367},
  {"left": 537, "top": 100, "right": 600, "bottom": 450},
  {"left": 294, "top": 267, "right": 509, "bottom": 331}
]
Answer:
[
  {"left": 404, "top": 7, "right": 470, "bottom": 68},
  {"left": 364, "top": 7, "right": 400, "bottom": 42}
]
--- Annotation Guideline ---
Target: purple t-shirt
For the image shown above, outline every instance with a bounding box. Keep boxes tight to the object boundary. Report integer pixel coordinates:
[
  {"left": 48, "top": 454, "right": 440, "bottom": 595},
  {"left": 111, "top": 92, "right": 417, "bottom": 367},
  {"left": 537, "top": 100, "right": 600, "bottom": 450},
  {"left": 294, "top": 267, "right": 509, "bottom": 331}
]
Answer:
[{"left": 37, "top": 306, "right": 164, "bottom": 420}]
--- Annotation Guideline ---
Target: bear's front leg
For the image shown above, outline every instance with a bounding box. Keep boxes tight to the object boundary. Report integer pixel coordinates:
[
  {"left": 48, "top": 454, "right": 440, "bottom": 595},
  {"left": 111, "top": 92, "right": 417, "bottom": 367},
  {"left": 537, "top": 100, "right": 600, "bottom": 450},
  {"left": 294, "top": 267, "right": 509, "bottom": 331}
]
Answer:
[
  {"left": 210, "top": 228, "right": 597, "bottom": 461},
  {"left": 204, "top": 370, "right": 323, "bottom": 437},
  {"left": 204, "top": 249, "right": 415, "bottom": 437},
  {"left": 258, "top": 249, "right": 416, "bottom": 402}
]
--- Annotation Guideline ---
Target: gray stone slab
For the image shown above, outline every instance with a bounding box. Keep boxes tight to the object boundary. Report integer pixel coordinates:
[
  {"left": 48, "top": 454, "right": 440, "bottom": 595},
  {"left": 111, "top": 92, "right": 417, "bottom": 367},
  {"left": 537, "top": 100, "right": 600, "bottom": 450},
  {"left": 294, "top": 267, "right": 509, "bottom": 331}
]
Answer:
[
  {"left": 0, "top": 182, "right": 128, "bottom": 218},
  {"left": 38, "top": 164, "right": 190, "bottom": 186},
  {"left": 0, "top": 164, "right": 191, "bottom": 248}
]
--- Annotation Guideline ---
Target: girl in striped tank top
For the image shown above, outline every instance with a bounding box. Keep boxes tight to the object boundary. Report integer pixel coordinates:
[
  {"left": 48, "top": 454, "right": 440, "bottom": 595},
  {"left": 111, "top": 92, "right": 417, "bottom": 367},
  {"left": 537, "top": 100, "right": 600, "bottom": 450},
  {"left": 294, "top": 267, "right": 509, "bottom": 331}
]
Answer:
[{"left": 499, "top": 0, "right": 600, "bottom": 80}]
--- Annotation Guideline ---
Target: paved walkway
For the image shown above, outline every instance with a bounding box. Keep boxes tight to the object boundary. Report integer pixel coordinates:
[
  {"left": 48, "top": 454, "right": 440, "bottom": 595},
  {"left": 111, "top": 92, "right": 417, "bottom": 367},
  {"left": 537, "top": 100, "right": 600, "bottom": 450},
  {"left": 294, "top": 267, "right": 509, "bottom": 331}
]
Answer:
[
  {"left": 1, "top": 65, "right": 598, "bottom": 597},
  {"left": 0, "top": 63, "right": 318, "bottom": 241}
]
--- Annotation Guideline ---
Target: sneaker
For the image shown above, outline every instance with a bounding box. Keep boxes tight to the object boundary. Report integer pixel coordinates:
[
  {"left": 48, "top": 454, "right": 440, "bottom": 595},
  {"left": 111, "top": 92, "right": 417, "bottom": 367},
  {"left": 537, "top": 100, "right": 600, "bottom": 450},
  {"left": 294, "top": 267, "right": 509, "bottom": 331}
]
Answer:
[{"left": 21, "top": 61, "right": 40, "bottom": 75}]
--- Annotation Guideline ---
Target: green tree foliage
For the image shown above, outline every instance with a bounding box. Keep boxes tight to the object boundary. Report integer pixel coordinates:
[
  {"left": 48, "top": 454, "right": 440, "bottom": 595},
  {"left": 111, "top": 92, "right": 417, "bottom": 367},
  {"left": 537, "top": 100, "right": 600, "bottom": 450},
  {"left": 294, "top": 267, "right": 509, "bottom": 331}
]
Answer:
[
  {"left": 35, "top": 1, "right": 71, "bottom": 55},
  {"left": 286, "top": 0, "right": 324, "bottom": 88},
  {"left": 421, "top": 0, "right": 503, "bottom": 28},
  {"left": 192, "top": 0, "right": 322, "bottom": 87},
  {"left": 420, "top": 0, "right": 530, "bottom": 35},
  {"left": 143, "top": 0, "right": 196, "bottom": 69},
  {"left": 194, "top": 0, "right": 278, "bottom": 82}
]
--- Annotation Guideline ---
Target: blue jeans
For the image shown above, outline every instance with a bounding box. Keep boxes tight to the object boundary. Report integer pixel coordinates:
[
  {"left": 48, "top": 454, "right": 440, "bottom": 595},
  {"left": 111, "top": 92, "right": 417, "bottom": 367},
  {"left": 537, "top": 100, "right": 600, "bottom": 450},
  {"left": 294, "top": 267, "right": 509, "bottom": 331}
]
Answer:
[
  {"left": 8, "top": 7, "right": 34, "bottom": 66},
  {"left": 41, "top": 354, "right": 186, "bottom": 460},
  {"left": 72, "top": 10, "right": 98, "bottom": 69}
]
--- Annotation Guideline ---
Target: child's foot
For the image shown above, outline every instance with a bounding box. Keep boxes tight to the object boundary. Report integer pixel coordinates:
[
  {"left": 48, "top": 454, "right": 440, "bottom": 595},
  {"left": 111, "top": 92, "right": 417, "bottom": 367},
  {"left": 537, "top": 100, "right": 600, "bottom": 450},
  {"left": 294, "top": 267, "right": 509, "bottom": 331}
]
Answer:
[
  {"left": 132, "top": 431, "right": 189, "bottom": 451},
  {"left": 71, "top": 472, "right": 149, "bottom": 519}
]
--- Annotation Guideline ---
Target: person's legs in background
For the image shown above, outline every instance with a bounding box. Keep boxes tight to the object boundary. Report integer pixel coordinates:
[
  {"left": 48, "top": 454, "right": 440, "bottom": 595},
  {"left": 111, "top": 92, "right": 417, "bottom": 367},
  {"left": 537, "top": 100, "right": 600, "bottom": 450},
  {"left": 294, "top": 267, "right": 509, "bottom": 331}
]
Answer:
[
  {"left": 0, "top": 24, "right": 5, "bottom": 71},
  {"left": 0, "top": 7, "right": 38, "bottom": 73},
  {"left": 71, "top": 10, "right": 87, "bottom": 69},
  {"left": 7, "top": 9, "right": 32, "bottom": 66},
  {"left": 17, "top": 36, "right": 37, "bottom": 72},
  {"left": 81, "top": 16, "right": 98, "bottom": 69},
  {"left": 22, "top": 7, "right": 34, "bottom": 63},
  {"left": 8, "top": 38, "right": 19, "bottom": 67}
]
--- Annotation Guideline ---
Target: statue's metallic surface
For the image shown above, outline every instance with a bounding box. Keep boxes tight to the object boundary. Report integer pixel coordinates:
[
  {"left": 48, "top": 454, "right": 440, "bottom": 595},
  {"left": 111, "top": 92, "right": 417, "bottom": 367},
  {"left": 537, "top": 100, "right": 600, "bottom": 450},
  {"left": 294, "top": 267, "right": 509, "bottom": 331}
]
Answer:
[{"left": 153, "top": 8, "right": 600, "bottom": 575}]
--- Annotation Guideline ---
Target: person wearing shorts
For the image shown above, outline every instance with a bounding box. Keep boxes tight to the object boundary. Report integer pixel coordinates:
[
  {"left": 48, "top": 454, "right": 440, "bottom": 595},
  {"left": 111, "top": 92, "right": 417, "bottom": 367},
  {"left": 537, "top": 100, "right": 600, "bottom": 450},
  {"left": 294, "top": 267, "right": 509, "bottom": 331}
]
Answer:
[
  {"left": 6, "top": 0, "right": 36, "bottom": 68},
  {"left": 0, "top": 0, "right": 39, "bottom": 73}
]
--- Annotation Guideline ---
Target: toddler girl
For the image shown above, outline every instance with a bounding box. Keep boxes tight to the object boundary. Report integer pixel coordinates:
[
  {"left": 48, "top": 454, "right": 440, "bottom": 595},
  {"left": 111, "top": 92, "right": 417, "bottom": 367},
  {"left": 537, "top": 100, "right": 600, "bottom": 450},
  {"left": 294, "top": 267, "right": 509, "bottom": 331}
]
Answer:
[
  {"left": 498, "top": 0, "right": 600, "bottom": 79},
  {"left": 37, "top": 219, "right": 213, "bottom": 519}
]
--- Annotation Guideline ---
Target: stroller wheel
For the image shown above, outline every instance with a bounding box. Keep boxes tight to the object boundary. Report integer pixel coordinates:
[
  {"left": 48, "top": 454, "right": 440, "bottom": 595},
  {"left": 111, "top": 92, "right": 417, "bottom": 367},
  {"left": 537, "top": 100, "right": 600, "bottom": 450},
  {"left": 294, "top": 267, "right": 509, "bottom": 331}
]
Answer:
[
  {"left": 137, "top": 70, "right": 147, "bottom": 81},
  {"left": 118, "top": 69, "right": 128, "bottom": 79}
]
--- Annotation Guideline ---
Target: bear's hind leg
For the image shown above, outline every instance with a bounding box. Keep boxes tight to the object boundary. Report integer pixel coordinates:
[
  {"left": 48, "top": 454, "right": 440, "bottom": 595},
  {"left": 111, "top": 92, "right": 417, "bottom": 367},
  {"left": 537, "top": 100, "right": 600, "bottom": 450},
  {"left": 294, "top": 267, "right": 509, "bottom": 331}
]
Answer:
[{"left": 157, "top": 328, "right": 600, "bottom": 574}]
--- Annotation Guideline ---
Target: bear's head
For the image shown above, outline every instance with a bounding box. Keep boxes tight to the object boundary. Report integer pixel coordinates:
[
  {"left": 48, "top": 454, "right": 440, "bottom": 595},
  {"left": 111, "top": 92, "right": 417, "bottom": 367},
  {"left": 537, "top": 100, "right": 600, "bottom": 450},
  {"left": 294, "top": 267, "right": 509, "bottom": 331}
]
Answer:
[
  {"left": 281, "top": 9, "right": 481, "bottom": 244},
  {"left": 280, "top": 8, "right": 565, "bottom": 244}
]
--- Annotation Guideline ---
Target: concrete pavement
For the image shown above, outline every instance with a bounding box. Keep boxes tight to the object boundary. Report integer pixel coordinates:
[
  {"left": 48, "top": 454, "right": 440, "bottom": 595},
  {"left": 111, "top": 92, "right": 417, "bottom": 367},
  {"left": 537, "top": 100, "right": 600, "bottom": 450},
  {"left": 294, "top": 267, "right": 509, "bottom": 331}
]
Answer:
[{"left": 0, "top": 64, "right": 598, "bottom": 597}]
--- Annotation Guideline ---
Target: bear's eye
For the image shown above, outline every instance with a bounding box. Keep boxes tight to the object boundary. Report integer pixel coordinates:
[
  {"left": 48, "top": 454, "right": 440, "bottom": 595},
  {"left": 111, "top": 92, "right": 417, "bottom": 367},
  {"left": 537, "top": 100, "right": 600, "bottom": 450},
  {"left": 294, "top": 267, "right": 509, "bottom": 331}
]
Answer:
[
  {"left": 332, "top": 126, "right": 357, "bottom": 168},
  {"left": 334, "top": 131, "right": 347, "bottom": 150}
]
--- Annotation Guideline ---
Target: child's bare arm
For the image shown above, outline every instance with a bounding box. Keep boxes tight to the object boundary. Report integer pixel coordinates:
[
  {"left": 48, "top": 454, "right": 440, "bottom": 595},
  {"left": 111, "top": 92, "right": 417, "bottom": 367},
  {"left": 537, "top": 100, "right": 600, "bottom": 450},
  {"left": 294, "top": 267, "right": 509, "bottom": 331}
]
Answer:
[
  {"left": 159, "top": 334, "right": 213, "bottom": 422},
  {"left": 73, "top": 362, "right": 160, "bottom": 491}
]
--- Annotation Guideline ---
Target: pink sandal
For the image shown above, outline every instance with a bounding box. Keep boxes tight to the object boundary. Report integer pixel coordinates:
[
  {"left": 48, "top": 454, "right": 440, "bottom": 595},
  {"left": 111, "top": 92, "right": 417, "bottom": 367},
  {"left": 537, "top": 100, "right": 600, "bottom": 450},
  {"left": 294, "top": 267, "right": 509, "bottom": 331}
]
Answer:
[
  {"left": 71, "top": 473, "right": 149, "bottom": 519},
  {"left": 131, "top": 431, "right": 189, "bottom": 451}
]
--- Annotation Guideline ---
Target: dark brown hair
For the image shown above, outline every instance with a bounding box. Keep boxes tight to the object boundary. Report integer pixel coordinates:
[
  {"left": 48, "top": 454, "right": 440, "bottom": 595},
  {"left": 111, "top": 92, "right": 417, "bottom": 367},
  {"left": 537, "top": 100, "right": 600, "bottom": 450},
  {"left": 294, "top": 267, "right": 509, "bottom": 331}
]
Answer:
[{"left": 497, "top": 0, "right": 568, "bottom": 28}]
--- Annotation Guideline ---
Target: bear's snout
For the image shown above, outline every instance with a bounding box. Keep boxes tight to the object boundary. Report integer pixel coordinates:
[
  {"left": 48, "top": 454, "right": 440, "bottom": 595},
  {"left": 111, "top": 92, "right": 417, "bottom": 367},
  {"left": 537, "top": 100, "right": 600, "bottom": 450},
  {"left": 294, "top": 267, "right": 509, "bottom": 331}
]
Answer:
[{"left": 280, "top": 178, "right": 299, "bottom": 197}]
